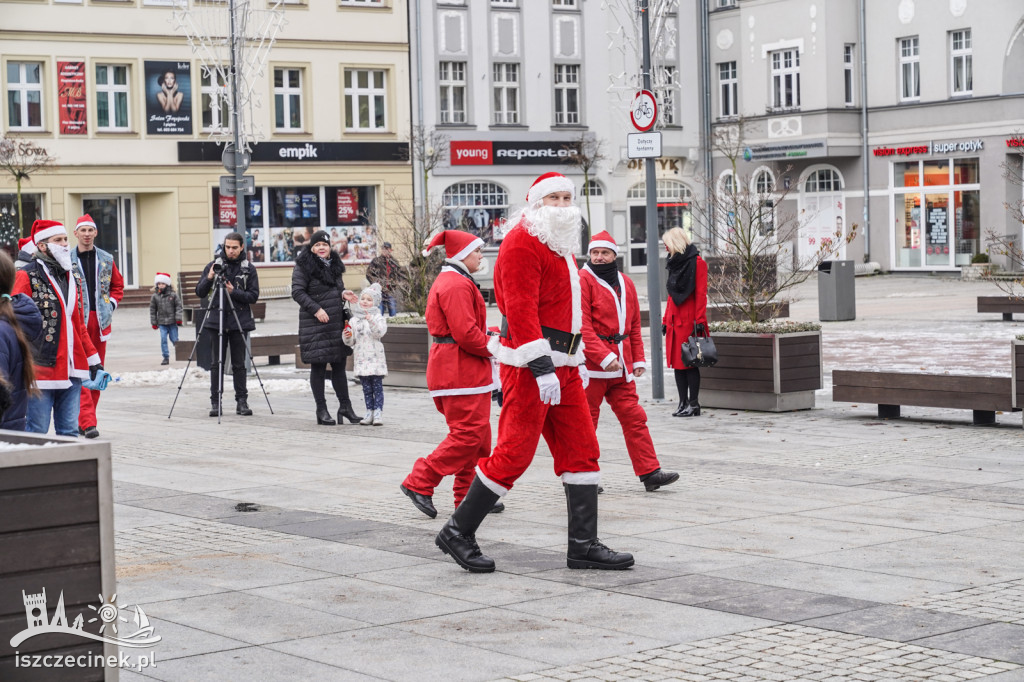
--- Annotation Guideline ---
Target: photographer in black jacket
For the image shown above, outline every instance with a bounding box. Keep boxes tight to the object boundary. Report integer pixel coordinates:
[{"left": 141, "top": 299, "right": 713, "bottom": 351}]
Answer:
[{"left": 196, "top": 232, "right": 260, "bottom": 417}]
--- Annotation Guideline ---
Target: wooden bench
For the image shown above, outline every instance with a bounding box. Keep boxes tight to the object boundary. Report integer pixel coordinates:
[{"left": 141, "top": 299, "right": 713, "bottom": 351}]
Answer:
[
  {"left": 832, "top": 369, "right": 1019, "bottom": 425},
  {"left": 175, "top": 333, "right": 299, "bottom": 365},
  {"left": 178, "top": 270, "right": 267, "bottom": 325},
  {"left": 977, "top": 296, "right": 1024, "bottom": 321}
]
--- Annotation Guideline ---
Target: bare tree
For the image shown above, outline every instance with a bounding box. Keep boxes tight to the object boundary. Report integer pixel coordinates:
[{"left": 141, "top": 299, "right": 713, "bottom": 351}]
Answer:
[
  {"left": 561, "top": 133, "right": 606, "bottom": 237},
  {"left": 407, "top": 124, "right": 449, "bottom": 212},
  {"left": 982, "top": 144, "right": 1024, "bottom": 296},
  {"left": 0, "top": 135, "right": 57, "bottom": 240},
  {"left": 378, "top": 187, "right": 446, "bottom": 316},
  {"left": 690, "top": 121, "right": 857, "bottom": 323}
]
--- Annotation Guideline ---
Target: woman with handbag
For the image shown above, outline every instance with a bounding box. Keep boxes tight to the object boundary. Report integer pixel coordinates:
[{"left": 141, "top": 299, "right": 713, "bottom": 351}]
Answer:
[
  {"left": 663, "top": 227, "right": 708, "bottom": 417},
  {"left": 291, "top": 230, "right": 361, "bottom": 425}
]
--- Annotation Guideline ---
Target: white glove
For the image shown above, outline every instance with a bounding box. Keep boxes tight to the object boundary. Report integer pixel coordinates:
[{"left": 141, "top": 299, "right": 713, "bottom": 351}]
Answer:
[
  {"left": 535, "top": 372, "right": 561, "bottom": 405},
  {"left": 578, "top": 364, "right": 590, "bottom": 389}
]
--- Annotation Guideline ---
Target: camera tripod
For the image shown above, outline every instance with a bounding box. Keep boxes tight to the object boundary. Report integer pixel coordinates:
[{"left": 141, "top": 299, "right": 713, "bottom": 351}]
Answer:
[{"left": 168, "top": 269, "right": 273, "bottom": 422}]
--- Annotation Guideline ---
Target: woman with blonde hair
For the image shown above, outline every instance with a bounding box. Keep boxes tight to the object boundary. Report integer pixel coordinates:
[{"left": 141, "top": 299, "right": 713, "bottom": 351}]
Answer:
[{"left": 662, "top": 227, "right": 708, "bottom": 417}]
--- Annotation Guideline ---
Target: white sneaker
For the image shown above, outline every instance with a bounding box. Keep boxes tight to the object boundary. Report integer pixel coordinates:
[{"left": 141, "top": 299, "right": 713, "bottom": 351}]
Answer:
[
  {"left": 359, "top": 411, "right": 373, "bottom": 425},
  {"left": 372, "top": 409, "right": 383, "bottom": 426}
]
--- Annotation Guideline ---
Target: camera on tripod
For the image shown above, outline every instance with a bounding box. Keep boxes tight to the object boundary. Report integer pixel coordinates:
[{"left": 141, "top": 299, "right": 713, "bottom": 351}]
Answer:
[{"left": 211, "top": 257, "right": 224, "bottom": 275}]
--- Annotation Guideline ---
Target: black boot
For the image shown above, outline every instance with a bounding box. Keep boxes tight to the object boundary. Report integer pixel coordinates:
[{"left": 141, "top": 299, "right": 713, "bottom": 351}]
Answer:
[
  {"left": 236, "top": 398, "right": 253, "bottom": 416},
  {"left": 640, "top": 468, "right": 680, "bottom": 492},
  {"left": 677, "top": 400, "right": 701, "bottom": 417},
  {"left": 401, "top": 484, "right": 437, "bottom": 519},
  {"left": 316, "top": 404, "right": 336, "bottom": 425},
  {"left": 672, "top": 399, "right": 687, "bottom": 416},
  {"left": 337, "top": 399, "right": 361, "bottom": 424},
  {"left": 565, "top": 483, "right": 634, "bottom": 570},
  {"left": 209, "top": 401, "right": 219, "bottom": 418},
  {"left": 435, "top": 477, "right": 499, "bottom": 572}
]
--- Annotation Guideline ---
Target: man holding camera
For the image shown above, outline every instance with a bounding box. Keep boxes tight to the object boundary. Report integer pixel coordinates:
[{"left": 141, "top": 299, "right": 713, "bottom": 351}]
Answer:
[{"left": 196, "top": 232, "right": 260, "bottom": 417}]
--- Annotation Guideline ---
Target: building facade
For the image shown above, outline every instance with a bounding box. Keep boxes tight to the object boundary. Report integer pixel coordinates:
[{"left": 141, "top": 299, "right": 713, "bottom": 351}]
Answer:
[{"left": 1, "top": 0, "right": 413, "bottom": 293}]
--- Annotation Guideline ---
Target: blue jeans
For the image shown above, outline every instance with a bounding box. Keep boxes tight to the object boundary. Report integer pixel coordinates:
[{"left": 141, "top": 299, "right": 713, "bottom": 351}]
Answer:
[
  {"left": 26, "top": 379, "right": 82, "bottom": 436},
  {"left": 379, "top": 296, "right": 397, "bottom": 317},
  {"left": 159, "top": 324, "right": 179, "bottom": 359}
]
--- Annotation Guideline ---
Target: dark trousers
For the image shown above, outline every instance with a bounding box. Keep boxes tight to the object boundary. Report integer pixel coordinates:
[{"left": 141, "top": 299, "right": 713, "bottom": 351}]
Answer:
[
  {"left": 210, "top": 329, "right": 248, "bottom": 403},
  {"left": 309, "top": 362, "right": 351, "bottom": 408}
]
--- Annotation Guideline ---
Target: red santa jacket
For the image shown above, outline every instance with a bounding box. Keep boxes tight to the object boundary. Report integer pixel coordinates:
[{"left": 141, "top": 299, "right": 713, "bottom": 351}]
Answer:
[
  {"left": 425, "top": 264, "right": 496, "bottom": 397},
  {"left": 580, "top": 265, "right": 646, "bottom": 382},
  {"left": 488, "top": 222, "right": 584, "bottom": 368},
  {"left": 14, "top": 262, "right": 100, "bottom": 390}
]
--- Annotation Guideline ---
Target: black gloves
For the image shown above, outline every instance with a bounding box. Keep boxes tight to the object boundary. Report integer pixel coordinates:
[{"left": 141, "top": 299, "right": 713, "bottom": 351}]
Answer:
[
  {"left": 695, "top": 323, "right": 707, "bottom": 336},
  {"left": 661, "top": 324, "right": 667, "bottom": 336},
  {"left": 491, "top": 389, "right": 503, "bottom": 408},
  {"left": 89, "top": 364, "right": 103, "bottom": 381}
]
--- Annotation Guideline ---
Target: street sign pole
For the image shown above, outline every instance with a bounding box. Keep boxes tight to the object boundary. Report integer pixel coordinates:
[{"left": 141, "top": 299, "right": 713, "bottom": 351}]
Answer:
[
  {"left": 640, "top": 0, "right": 665, "bottom": 401},
  {"left": 229, "top": 0, "right": 246, "bottom": 234}
]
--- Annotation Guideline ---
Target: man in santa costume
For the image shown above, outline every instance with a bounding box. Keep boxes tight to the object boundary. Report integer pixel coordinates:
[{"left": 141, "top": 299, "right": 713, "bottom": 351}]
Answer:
[
  {"left": 15, "top": 220, "right": 102, "bottom": 436},
  {"left": 401, "top": 230, "right": 503, "bottom": 518},
  {"left": 71, "top": 214, "right": 124, "bottom": 439},
  {"left": 580, "top": 231, "right": 679, "bottom": 492},
  {"left": 15, "top": 237, "right": 36, "bottom": 268},
  {"left": 435, "top": 172, "right": 633, "bottom": 573}
]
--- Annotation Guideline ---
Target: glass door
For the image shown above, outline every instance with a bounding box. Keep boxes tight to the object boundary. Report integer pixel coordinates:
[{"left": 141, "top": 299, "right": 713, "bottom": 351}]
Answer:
[
  {"left": 923, "top": 193, "right": 951, "bottom": 267},
  {"left": 81, "top": 195, "right": 137, "bottom": 286}
]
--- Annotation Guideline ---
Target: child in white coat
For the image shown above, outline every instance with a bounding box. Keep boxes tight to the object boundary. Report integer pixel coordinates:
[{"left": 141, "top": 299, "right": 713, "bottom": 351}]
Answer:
[{"left": 343, "top": 283, "right": 388, "bottom": 425}]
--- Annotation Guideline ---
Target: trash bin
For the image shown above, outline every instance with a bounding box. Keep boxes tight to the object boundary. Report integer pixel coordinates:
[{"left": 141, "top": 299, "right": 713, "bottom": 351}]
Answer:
[{"left": 817, "top": 259, "right": 856, "bottom": 321}]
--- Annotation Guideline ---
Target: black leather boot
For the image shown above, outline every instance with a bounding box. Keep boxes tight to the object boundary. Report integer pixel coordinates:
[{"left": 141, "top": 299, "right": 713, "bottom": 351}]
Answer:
[
  {"left": 677, "top": 400, "right": 701, "bottom": 417},
  {"left": 209, "top": 401, "right": 219, "bottom": 418},
  {"left": 640, "top": 468, "right": 680, "bottom": 492},
  {"left": 236, "top": 398, "right": 253, "bottom": 416},
  {"left": 672, "top": 399, "right": 687, "bottom": 416},
  {"left": 565, "top": 483, "right": 634, "bottom": 570},
  {"left": 401, "top": 484, "right": 437, "bottom": 519},
  {"left": 435, "top": 477, "right": 499, "bottom": 572},
  {"left": 316, "top": 404, "right": 336, "bottom": 425},
  {"left": 337, "top": 399, "right": 361, "bottom": 424}
]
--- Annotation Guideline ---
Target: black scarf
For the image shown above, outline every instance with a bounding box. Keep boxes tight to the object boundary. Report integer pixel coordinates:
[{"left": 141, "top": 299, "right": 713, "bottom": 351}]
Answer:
[
  {"left": 665, "top": 244, "right": 699, "bottom": 306},
  {"left": 297, "top": 247, "right": 346, "bottom": 286},
  {"left": 588, "top": 261, "right": 620, "bottom": 292}
]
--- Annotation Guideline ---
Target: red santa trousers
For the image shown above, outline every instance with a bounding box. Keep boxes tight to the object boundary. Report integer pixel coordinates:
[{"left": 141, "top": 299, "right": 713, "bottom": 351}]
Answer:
[
  {"left": 403, "top": 392, "right": 491, "bottom": 507},
  {"left": 585, "top": 376, "right": 661, "bottom": 477},
  {"left": 78, "top": 312, "right": 106, "bottom": 429},
  {"left": 477, "top": 365, "right": 600, "bottom": 492}
]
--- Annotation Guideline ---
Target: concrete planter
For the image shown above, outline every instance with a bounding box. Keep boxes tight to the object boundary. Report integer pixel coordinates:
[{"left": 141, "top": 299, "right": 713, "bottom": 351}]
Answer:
[
  {"left": 0, "top": 433, "right": 118, "bottom": 681},
  {"left": 960, "top": 263, "right": 995, "bottom": 281},
  {"left": 700, "top": 330, "right": 823, "bottom": 412}
]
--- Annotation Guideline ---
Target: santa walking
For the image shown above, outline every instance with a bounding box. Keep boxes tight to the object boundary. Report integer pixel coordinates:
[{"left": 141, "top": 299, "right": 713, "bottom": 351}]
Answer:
[
  {"left": 579, "top": 231, "right": 679, "bottom": 491},
  {"left": 401, "top": 230, "right": 503, "bottom": 518},
  {"left": 435, "top": 172, "right": 633, "bottom": 573}
]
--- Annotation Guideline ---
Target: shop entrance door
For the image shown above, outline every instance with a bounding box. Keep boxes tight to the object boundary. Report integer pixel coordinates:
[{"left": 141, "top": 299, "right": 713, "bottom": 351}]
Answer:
[{"left": 81, "top": 195, "right": 137, "bottom": 287}]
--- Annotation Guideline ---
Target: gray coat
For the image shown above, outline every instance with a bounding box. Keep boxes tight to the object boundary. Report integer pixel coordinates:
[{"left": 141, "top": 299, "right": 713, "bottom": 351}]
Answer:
[
  {"left": 150, "top": 287, "right": 183, "bottom": 326},
  {"left": 291, "top": 248, "right": 351, "bottom": 365}
]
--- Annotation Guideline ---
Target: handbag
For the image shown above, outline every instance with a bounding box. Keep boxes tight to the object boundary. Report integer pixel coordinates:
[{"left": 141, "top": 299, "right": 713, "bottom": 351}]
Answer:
[{"left": 681, "top": 324, "right": 717, "bottom": 368}]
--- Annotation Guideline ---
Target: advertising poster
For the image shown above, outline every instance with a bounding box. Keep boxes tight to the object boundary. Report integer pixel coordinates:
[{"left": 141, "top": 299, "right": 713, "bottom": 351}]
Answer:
[
  {"left": 301, "top": 193, "right": 319, "bottom": 219},
  {"left": 336, "top": 189, "right": 358, "bottom": 222},
  {"left": 145, "top": 61, "right": 193, "bottom": 135},
  {"left": 329, "top": 224, "right": 377, "bottom": 265},
  {"left": 218, "top": 195, "right": 237, "bottom": 228},
  {"left": 57, "top": 61, "right": 87, "bottom": 135}
]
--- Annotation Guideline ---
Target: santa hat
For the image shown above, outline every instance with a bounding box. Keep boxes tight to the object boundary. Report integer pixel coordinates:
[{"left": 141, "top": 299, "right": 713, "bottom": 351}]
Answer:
[
  {"left": 76, "top": 214, "right": 97, "bottom": 231},
  {"left": 31, "top": 219, "right": 66, "bottom": 246},
  {"left": 154, "top": 272, "right": 172, "bottom": 286},
  {"left": 587, "top": 230, "right": 618, "bottom": 255},
  {"left": 526, "top": 172, "right": 576, "bottom": 204},
  {"left": 17, "top": 237, "right": 36, "bottom": 256},
  {"left": 422, "top": 230, "right": 484, "bottom": 260}
]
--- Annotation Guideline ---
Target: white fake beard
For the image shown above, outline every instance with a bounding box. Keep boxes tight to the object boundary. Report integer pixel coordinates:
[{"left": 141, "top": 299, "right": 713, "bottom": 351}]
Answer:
[
  {"left": 524, "top": 205, "right": 582, "bottom": 257},
  {"left": 48, "top": 243, "right": 73, "bottom": 271}
]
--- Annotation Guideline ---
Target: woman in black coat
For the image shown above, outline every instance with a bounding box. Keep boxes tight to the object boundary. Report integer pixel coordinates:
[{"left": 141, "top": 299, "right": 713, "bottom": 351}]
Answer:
[{"left": 291, "top": 231, "right": 360, "bottom": 425}]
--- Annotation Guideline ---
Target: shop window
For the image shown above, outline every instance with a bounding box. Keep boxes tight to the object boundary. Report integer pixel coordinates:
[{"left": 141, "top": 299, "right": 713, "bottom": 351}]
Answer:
[
  {"left": 923, "top": 160, "right": 950, "bottom": 187},
  {"left": 6, "top": 61, "right": 44, "bottom": 130},
  {"left": 954, "top": 158, "right": 979, "bottom": 185},
  {"left": 442, "top": 182, "right": 508, "bottom": 247},
  {"left": 344, "top": 68, "right": 387, "bottom": 131},
  {"left": 627, "top": 179, "right": 692, "bottom": 268},
  {"left": 0, "top": 193, "right": 43, "bottom": 248}
]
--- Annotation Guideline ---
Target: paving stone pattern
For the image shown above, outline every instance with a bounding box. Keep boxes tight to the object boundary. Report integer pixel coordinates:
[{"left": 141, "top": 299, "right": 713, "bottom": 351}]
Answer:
[{"left": 902, "top": 580, "right": 1024, "bottom": 626}]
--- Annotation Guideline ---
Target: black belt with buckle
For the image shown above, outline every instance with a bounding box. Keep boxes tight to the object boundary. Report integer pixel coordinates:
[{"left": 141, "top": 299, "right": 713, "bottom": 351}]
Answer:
[
  {"left": 499, "top": 317, "right": 581, "bottom": 355},
  {"left": 598, "top": 333, "right": 627, "bottom": 343},
  {"left": 432, "top": 335, "right": 456, "bottom": 344}
]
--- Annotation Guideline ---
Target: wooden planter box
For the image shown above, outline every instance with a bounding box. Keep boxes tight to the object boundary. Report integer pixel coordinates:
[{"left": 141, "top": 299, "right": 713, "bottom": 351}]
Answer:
[
  {"left": 0, "top": 434, "right": 118, "bottom": 681},
  {"left": 700, "top": 330, "right": 822, "bottom": 411},
  {"left": 1012, "top": 340, "right": 1024, "bottom": 413},
  {"left": 380, "top": 323, "right": 429, "bottom": 389}
]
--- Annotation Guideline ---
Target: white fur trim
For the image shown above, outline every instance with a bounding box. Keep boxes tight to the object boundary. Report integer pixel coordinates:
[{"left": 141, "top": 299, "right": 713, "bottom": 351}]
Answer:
[
  {"left": 154, "top": 274, "right": 172, "bottom": 286},
  {"left": 527, "top": 175, "right": 576, "bottom": 204},
  {"left": 567, "top": 255, "right": 581, "bottom": 334},
  {"left": 599, "top": 352, "right": 618, "bottom": 369},
  {"left": 475, "top": 466, "right": 509, "bottom": 497},
  {"left": 561, "top": 471, "right": 601, "bottom": 485},
  {"left": 428, "top": 382, "right": 497, "bottom": 398},
  {"left": 33, "top": 224, "right": 66, "bottom": 244},
  {"left": 633, "top": 361, "right": 647, "bottom": 369},
  {"left": 99, "top": 330, "right": 112, "bottom": 342},
  {"left": 589, "top": 369, "right": 622, "bottom": 379},
  {"left": 70, "top": 367, "right": 90, "bottom": 380},
  {"left": 76, "top": 220, "right": 97, "bottom": 230},
  {"left": 581, "top": 264, "right": 630, "bottom": 381},
  {"left": 36, "top": 379, "right": 73, "bottom": 390},
  {"left": 487, "top": 335, "right": 584, "bottom": 368},
  {"left": 588, "top": 239, "right": 618, "bottom": 254},
  {"left": 86, "top": 353, "right": 101, "bottom": 366},
  {"left": 452, "top": 237, "right": 484, "bottom": 262}
]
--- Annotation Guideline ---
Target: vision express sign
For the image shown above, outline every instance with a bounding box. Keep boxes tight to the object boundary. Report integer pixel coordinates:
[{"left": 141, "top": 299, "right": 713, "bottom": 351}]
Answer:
[{"left": 450, "top": 140, "right": 579, "bottom": 166}]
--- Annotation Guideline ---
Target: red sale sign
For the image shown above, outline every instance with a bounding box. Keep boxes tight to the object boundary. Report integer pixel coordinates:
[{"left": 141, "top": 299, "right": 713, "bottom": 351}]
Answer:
[
  {"left": 337, "top": 189, "right": 358, "bottom": 222},
  {"left": 219, "top": 195, "right": 237, "bottom": 227}
]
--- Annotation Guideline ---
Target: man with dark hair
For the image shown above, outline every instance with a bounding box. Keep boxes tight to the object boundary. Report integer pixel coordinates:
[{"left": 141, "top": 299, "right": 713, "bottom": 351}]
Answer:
[
  {"left": 365, "top": 241, "right": 405, "bottom": 317},
  {"left": 196, "top": 232, "right": 260, "bottom": 417}
]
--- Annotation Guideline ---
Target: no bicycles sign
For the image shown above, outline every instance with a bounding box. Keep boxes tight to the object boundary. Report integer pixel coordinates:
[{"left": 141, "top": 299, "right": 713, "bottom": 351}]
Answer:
[{"left": 630, "top": 90, "right": 657, "bottom": 132}]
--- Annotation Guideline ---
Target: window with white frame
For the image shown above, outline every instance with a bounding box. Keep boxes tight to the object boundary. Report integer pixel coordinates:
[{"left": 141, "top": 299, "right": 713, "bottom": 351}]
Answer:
[
  {"left": 719, "top": 61, "right": 737, "bottom": 117},
  {"left": 717, "top": 0, "right": 736, "bottom": 6},
  {"left": 345, "top": 68, "right": 387, "bottom": 131},
  {"left": 95, "top": 64, "right": 130, "bottom": 131},
  {"left": 899, "top": 36, "right": 920, "bottom": 101},
  {"left": 492, "top": 62, "right": 520, "bottom": 125},
  {"left": 770, "top": 49, "right": 800, "bottom": 110},
  {"left": 442, "top": 182, "right": 509, "bottom": 247},
  {"left": 844, "top": 44, "right": 855, "bottom": 106},
  {"left": 950, "top": 29, "right": 972, "bottom": 96},
  {"left": 552, "top": 0, "right": 577, "bottom": 6},
  {"left": 753, "top": 169, "right": 774, "bottom": 194},
  {"left": 804, "top": 168, "right": 841, "bottom": 193},
  {"left": 339, "top": 0, "right": 384, "bottom": 5},
  {"left": 438, "top": 61, "right": 466, "bottom": 124},
  {"left": 658, "top": 65, "right": 679, "bottom": 126},
  {"left": 274, "top": 67, "right": 303, "bottom": 131},
  {"left": 753, "top": 170, "right": 775, "bottom": 236},
  {"left": 200, "top": 68, "right": 229, "bottom": 131},
  {"left": 490, "top": 0, "right": 516, "bottom": 6},
  {"left": 6, "top": 61, "right": 43, "bottom": 130},
  {"left": 554, "top": 63, "right": 580, "bottom": 125}
]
